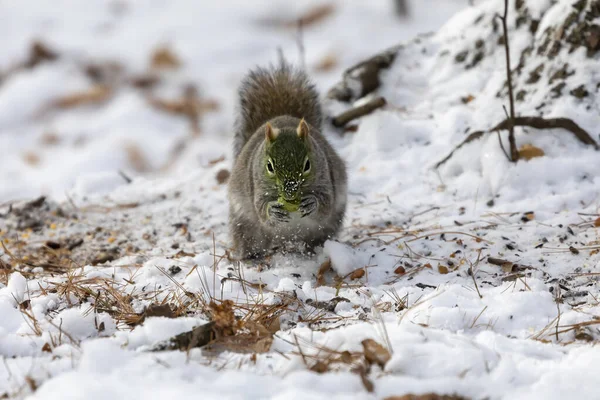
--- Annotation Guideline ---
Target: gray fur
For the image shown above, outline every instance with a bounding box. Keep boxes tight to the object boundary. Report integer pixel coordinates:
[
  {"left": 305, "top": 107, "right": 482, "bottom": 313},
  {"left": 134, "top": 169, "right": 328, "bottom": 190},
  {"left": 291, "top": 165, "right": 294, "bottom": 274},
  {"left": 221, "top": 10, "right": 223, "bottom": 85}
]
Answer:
[{"left": 228, "top": 66, "right": 347, "bottom": 259}]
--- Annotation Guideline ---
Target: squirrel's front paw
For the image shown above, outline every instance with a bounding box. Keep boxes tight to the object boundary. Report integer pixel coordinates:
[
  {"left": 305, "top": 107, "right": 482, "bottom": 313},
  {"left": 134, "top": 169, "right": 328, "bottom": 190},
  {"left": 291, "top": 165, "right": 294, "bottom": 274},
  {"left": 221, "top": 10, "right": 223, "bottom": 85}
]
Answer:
[
  {"left": 299, "top": 196, "right": 318, "bottom": 218},
  {"left": 267, "top": 202, "right": 290, "bottom": 223}
]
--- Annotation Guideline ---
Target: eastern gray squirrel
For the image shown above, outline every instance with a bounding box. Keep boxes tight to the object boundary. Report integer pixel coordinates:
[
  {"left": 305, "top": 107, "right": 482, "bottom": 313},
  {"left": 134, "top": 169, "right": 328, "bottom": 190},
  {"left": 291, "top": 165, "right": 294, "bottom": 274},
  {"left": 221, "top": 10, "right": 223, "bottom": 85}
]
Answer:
[{"left": 228, "top": 63, "right": 347, "bottom": 259}]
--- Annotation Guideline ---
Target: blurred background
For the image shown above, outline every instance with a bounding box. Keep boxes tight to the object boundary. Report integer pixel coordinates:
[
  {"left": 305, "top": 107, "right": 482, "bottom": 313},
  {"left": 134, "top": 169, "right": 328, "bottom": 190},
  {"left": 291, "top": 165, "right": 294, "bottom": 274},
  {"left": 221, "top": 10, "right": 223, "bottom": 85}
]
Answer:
[{"left": 0, "top": 0, "right": 468, "bottom": 203}]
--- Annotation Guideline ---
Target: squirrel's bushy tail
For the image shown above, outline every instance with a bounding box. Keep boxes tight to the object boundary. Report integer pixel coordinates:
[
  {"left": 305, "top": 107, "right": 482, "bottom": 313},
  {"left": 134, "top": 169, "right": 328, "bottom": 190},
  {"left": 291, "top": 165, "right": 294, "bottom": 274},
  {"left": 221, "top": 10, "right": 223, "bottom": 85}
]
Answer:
[{"left": 233, "top": 63, "right": 322, "bottom": 158}]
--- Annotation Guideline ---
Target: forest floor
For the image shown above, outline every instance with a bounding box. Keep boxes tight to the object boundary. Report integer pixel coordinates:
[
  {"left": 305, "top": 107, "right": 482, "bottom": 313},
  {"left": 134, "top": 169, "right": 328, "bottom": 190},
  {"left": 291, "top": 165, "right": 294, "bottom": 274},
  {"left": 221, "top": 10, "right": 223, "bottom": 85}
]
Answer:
[{"left": 1, "top": 1, "right": 600, "bottom": 399}]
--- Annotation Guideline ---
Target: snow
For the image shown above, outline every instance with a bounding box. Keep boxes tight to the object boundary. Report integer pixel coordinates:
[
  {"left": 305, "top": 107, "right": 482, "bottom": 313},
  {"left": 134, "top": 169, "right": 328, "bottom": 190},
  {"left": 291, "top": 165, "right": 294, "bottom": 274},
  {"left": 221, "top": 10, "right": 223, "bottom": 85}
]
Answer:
[{"left": 1, "top": 0, "right": 600, "bottom": 399}]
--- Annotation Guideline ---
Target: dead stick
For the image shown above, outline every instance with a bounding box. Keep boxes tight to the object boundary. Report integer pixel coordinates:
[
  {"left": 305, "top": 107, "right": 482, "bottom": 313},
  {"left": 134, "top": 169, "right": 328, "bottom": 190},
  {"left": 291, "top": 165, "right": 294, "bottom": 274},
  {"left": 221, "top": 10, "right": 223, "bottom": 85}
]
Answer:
[
  {"left": 434, "top": 131, "right": 485, "bottom": 169},
  {"left": 332, "top": 97, "right": 386, "bottom": 127},
  {"left": 487, "top": 257, "right": 512, "bottom": 266},
  {"left": 498, "top": 0, "right": 519, "bottom": 162},
  {"left": 492, "top": 116, "right": 600, "bottom": 149},
  {"left": 435, "top": 116, "right": 599, "bottom": 169}
]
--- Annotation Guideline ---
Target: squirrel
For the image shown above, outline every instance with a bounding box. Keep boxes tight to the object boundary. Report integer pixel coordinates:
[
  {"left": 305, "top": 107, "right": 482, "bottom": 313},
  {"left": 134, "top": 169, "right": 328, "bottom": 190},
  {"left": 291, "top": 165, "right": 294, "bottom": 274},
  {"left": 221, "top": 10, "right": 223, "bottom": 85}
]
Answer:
[{"left": 228, "top": 63, "right": 347, "bottom": 259}]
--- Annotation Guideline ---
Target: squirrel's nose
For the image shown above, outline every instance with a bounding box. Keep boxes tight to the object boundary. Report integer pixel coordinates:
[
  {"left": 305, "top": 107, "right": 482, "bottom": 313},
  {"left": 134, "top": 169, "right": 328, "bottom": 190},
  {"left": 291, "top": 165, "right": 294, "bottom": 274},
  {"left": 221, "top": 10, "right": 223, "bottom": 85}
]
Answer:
[{"left": 282, "top": 180, "right": 300, "bottom": 200}]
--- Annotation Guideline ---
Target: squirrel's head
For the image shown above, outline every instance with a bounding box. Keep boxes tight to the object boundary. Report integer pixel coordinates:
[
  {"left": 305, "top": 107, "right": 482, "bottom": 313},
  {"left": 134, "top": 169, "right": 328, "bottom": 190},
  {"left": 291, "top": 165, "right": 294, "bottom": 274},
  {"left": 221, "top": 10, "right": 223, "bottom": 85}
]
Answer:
[{"left": 263, "top": 119, "right": 313, "bottom": 206}]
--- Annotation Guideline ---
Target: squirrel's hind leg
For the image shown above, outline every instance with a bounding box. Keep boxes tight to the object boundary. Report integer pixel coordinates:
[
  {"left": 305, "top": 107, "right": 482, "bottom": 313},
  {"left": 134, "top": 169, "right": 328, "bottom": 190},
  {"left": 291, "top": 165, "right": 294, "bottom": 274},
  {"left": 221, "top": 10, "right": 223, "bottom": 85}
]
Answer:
[{"left": 229, "top": 213, "right": 273, "bottom": 260}]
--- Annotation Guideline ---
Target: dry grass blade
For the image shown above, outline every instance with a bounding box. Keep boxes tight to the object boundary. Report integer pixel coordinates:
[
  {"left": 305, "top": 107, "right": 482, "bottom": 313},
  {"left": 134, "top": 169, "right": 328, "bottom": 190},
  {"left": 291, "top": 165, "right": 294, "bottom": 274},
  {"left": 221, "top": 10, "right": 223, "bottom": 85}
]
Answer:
[{"left": 52, "top": 85, "right": 112, "bottom": 109}]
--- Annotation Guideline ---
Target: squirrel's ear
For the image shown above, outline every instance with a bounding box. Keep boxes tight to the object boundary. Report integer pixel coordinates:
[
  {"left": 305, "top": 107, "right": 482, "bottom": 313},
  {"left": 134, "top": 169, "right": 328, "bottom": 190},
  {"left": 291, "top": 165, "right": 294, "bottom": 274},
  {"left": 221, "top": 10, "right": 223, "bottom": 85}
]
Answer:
[
  {"left": 265, "top": 122, "right": 278, "bottom": 142},
  {"left": 297, "top": 119, "right": 309, "bottom": 140}
]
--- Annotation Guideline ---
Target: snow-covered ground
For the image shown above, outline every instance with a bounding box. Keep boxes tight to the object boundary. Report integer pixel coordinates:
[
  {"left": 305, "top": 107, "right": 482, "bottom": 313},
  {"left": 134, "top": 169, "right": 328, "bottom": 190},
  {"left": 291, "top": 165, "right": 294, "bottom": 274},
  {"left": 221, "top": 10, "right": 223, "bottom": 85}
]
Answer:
[{"left": 1, "top": 0, "right": 600, "bottom": 399}]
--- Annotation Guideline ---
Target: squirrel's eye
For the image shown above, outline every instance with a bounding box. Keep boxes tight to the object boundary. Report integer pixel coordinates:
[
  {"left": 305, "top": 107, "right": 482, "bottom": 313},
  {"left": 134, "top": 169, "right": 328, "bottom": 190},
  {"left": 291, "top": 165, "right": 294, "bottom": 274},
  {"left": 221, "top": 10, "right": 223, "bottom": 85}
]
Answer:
[
  {"left": 303, "top": 159, "right": 311, "bottom": 173},
  {"left": 266, "top": 160, "right": 274, "bottom": 174}
]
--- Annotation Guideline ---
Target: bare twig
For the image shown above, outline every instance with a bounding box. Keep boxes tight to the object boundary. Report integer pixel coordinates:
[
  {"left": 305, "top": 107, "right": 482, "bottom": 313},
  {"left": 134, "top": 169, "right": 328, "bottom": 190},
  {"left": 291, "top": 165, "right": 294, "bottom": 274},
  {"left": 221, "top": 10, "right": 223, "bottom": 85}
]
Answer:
[
  {"left": 496, "top": 131, "right": 511, "bottom": 162},
  {"left": 435, "top": 116, "right": 599, "bottom": 169},
  {"left": 492, "top": 116, "right": 599, "bottom": 149},
  {"left": 331, "top": 97, "right": 387, "bottom": 127},
  {"left": 434, "top": 131, "right": 485, "bottom": 169},
  {"left": 498, "top": 0, "right": 519, "bottom": 162},
  {"left": 296, "top": 19, "right": 306, "bottom": 70}
]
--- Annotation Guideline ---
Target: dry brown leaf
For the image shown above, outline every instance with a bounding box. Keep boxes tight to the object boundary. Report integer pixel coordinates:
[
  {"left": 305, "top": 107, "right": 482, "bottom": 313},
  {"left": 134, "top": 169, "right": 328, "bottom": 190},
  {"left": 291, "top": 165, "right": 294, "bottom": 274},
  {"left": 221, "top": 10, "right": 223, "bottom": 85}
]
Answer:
[
  {"left": 262, "top": 4, "right": 335, "bottom": 28},
  {"left": 130, "top": 74, "right": 161, "bottom": 89},
  {"left": 150, "top": 46, "right": 181, "bottom": 69},
  {"left": 22, "top": 151, "right": 41, "bottom": 166},
  {"left": 124, "top": 143, "right": 150, "bottom": 173},
  {"left": 461, "top": 94, "right": 475, "bottom": 104},
  {"left": 591, "top": 249, "right": 599, "bottom": 256},
  {"left": 26, "top": 40, "right": 59, "bottom": 69},
  {"left": 210, "top": 300, "right": 239, "bottom": 337},
  {"left": 350, "top": 268, "right": 365, "bottom": 280},
  {"left": 361, "top": 338, "right": 391, "bottom": 368},
  {"left": 297, "top": 4, "right": 335, "bottom": 27},
  {"left": 313, "top": 52, "right": 338, "bottom": 72},
  {"left": 518, "top": 143, "right": 545, "bottom": 160},
  {"left": 316, "top": 258, "right": 332, "bottom": 286},
  {"left": 438, "top": 265, "right": 449, "bottom": 274},
  {"left": 54, "top": 85, "right": 112, "bottom": 109},
  {"left": 384, "top": 394, "right": 470, "bottom": 400},
  {"left": 594, "top": 217, "right": 600, "bottom": 227},
  {"left": 575, "top": 326, "right": 594, "bottom": 342},
  {"left": 208, "top": 155, "right": 225, "bottom": 166},
  {"left": 501, "top": 262, "right": 515, "bottom": 273},
  {"left": 40, "top": 132, "right": 61, "bottom": 146},
  {"left": 394, "top": 266, "right": 406, "bottom": 275},
  {"left": 41, "top": 343, "right": 52, "bottom": 353},
  {"left": 143, "top": 304, "right": 175, "bottom": 319},
  {"left": 216, "top": 169, "right": 231, "bottom": 184},
  {"left": 523, "top": 211, "right": 535, "bottom": 221}
]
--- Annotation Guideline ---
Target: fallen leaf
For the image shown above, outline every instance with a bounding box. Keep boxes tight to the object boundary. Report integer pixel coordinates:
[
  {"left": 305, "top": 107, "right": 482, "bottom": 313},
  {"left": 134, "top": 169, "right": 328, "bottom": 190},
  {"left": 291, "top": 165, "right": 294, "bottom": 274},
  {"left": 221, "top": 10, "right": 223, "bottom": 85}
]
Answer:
[
  {"left": 310, "top": 361, "right": 329, "bottom": 373},
  {"left": 501, "top": 262, "right": 515, "bottom": 273},
  {"left": 350, "top": 268, "right": 365, "bottom": 280},
  {"left": 298, "top": 4, "right": 335, "bottom": 26},
  {"left": 394, "top": 266, "right": 406, "bottom": 275},
  {"left": 39, "top": 132, "right": 61, "bottom": 146},
  {"left": 130, "top": 74, "right": 161, "bottom": 89},
  {"left": 150, "top": 46, "right": 181, "bottom": 69},
  {"left": 313, "top": 52, "right": 338, "bottom": 72},
  {"left": 19, "top": 299, "right": 31, "bottom": 310},
  {"left": 25, "top": 40, "right": 59, "bottom": 69},
  {"left": 143, "top": 304, "right": 176, "bottom": 319},
  {"left": 361, "top": 339, "right": 391, "bottom": 368},
  {"left": 53, "top": 85, "right": 112, "bottom": 109},
  {"left": 124, "top": 143, "right": 150, "bottom": 173},
  {"left": 263, "top": 4, "right": 335, "bottom": 28},
  {"left": 22, "top": 151, "right": 41, "bottom": 166},
  {"left": 41, "top": 343, "right": 52, "bottom": 353},
  {"left": 384, "top": 394, "right": 469, "bottom": 400},
  {"left": 518, "top": 143, "right": 545, "bottom": 160},
  {"left": 438, "top": 265, "right": 449, "bottom": 274},
  {"left": 461, "top": 94, "right": 475, "bottom": 104},
  {"left": 316, "top": 258, "right": 332, "bottom": 286},
  {"left": 575, "top": 326, "right": 594, "bottom": 342},
  {"left": 521, "top": 211, "right": 535, "bottom": 222},
  {"left": 208, "top": 155, "right": 225, "bottom": 166},
  {"left": 594, "top": 217, "right": 600, "bottom": 227}
]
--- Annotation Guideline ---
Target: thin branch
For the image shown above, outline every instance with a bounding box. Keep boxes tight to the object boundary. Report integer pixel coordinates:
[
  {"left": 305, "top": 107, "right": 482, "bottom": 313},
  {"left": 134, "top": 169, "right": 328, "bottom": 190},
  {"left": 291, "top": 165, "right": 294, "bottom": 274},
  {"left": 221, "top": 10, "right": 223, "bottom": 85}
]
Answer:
[
  {"left": 498, "top": 0, "right": 519, "bottom": 162},
  {"left": 435, "top": 116, "right": 599, "bottom": 169},
  {"left": 496, "top": 131, "right": 511, "bottom": 162},
  {"left": 331, "top": 97, "right": 387, "bottom": 127},
  {"left": 296, "top": 19, "right": 306, "bottom": 70}
]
